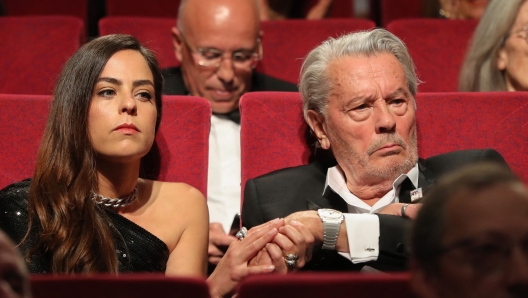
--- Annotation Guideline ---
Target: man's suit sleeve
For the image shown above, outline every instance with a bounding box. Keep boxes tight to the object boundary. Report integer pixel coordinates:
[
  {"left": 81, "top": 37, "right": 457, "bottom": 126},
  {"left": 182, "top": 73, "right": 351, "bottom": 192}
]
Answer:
[
  {"left": 374, "top": 215, "right": 410, "bottom": 270},
  {"left": 241, "top": 179, "right": 266, "bottom": 230}
]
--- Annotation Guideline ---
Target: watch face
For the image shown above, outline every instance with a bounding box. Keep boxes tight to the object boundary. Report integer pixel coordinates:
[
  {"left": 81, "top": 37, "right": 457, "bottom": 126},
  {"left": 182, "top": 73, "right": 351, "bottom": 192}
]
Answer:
[{"left": 318, "top": 208, "right": 343, "bottom": 220}]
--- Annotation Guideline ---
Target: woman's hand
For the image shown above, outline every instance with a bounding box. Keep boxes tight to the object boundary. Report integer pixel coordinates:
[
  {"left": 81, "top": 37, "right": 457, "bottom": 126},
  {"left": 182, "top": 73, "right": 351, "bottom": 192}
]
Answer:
[{"left": 207, "top": 218, "right": 284, "bottom": 298}]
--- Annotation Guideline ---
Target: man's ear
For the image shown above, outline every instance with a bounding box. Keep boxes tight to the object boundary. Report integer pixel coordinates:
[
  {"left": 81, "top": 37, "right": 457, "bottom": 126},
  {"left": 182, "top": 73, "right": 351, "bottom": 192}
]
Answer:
[
  {"left": 306, "top": 110, "right": 330, "bottom": 150},
  {"left": 171, "top": 26, "right": 183, "bottom": 63},
  {"left": 409, "top": 259, "right": 441, "bottom": 298}
]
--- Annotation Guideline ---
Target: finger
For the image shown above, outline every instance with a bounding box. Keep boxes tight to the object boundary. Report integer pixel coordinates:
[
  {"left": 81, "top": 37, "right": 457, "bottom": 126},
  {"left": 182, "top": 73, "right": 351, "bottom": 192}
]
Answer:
[
  {"left": 276, "top": 226, "right": 308, "bottom": 268},
  {"left": 245, "top": 264, "right": 275, "bottom": 276},
  {"left": 208, "top": 256, "right": 222, "bottom": 265},
  {"left": 209, "top": 243, "right": 225, "bottom": 257},
  {"left": 247, "top": 218, "right": 284, "bottom": 235},
  {"left": 211, "top": 234, "right": 237, "bottom": 247},
  {"left": 210, "top": 222, "right": 225, "bottom": 232},
  {"left": 266, "top": 243, "right": 288, "bottom": 273},
  {"left": 404, "top": 204, "right": 422, "bottom": 219},
  {"left": 237, "top": 227, "right": 279, "bottom": 262},
  {"left": 273, "top": 227, "right": 299, "bottom": 254},
  {"left": 290, "top": 220, "right": 315, "bottom": 262}
]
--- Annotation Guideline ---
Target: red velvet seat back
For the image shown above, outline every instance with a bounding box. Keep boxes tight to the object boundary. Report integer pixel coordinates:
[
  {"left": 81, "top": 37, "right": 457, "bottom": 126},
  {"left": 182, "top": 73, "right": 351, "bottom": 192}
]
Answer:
[
  {"left": 99, "top": 17, "right": 178, "bottom": 69},
  {"left": 2, "top": 0, "right": 88, "bottom": 26},
  {"left": 381, "top": 0, "right": 423, "bottom": 26},
  {"left": 105, "top": 0, "right": 181, "bottom": 18},
  {"left": 258, "top": 19, "right": 376, "bottom": 84},
  {"left": 0, "top": 16, "right": 84, "bottom": 95},
  {"left": 0, "top": 95, "right": 50, "bottom": 189},
  {"left": 157, "top": 96, "right": 211, "bottom": 195},
  {"left": 240, "top": 91, "right": 528, "bottom": 201},
  {"left": 387, "top": 19, "right": 478, "bottom": 92},
  {"left": 0, "top": 95, "right": 211, "bottom": 197},
  {"left": 238, "top": 272, "right": 412, "bottom": 298},
  {"left": 31, "top": 274, "right": 209, "bottom": 298}
]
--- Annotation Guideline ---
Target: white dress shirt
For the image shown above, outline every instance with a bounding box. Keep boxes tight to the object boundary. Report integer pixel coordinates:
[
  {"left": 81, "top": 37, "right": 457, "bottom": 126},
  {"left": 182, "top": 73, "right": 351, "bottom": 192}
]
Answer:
[
  {"left": 207, "top": 114, "right": 241, "bottom": 233},
  {"left": 323, "top": 164, "right": 419, "bottom": 263}
]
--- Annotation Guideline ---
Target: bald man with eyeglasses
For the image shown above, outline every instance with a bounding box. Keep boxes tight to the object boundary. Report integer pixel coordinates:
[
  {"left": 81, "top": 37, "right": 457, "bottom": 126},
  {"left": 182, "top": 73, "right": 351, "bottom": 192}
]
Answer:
[{"left": 162, "top": 0, "right": 297, "bottom": 270}]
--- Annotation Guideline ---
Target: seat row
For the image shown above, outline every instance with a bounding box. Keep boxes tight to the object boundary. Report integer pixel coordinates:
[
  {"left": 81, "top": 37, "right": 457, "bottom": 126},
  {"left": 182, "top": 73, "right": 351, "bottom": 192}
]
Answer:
[
  {"left": 1, "top": 91, "right": 527, "bottom": 195},
  {"left": 1, "top": 0, "right": 428, "bottom": 27},
  {"left": 31, "top": 272, "right": 412, "bottom": 298},
  {"left": 0, "top": 15, "right": 477, "bottom": 95}
]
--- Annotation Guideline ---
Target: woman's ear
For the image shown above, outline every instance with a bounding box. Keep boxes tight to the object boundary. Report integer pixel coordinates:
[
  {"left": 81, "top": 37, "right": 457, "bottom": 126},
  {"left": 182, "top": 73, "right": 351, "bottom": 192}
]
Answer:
[
  {"left": 306, "top": 110, "right": 330, "bottom": 150},
  {"left": 497, "top": 45, "right": 508, "bottom": 71}
]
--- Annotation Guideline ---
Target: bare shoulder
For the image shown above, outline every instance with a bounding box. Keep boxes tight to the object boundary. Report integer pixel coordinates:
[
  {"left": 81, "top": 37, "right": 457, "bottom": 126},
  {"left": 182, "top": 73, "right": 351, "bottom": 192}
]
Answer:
[{"left": 142, "top": 179, "right": 207, "bottom": 217}]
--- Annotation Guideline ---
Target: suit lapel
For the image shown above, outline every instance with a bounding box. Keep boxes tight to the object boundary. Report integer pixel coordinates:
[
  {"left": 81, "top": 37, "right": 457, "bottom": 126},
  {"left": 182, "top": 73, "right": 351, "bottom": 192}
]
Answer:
[
  {"left": 418, "top": 158, "right": 436, "bottom": 194},
  {"left": 307, "top": 187, "right": 348, "bottom": 213}
]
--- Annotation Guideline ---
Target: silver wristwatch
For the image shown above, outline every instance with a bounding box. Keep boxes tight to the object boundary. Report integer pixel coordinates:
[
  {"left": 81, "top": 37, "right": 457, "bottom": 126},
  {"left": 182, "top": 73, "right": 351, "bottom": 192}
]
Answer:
[{"left": 317, "top": 208, "right": 344, "bottom": 250}]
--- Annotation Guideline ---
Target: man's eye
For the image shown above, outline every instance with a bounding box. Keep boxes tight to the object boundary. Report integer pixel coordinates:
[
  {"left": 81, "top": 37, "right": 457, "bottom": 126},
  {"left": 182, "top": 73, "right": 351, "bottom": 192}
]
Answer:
[
  {"left": 470, "top": 243, "right": 503, "bottom": 258},
  {"left": 390, "top": 99, "right": 405, "bottom": 105},
  {"left": 353, "top": 104, "right": 369, "bottom": 111},
  {"left": 200, "top": 50, "right": 222, "bottom": 60},
  {"left": 233, "top": 52, "right": 253, "bottom": 62}
]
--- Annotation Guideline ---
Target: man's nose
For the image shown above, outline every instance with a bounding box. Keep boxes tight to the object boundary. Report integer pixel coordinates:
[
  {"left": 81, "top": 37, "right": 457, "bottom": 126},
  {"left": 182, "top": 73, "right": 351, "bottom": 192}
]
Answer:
[
  {"left": 375, "top": 103, "right": 396, "bottom": 134},
  {"left": 216, "top": 56, "right": 235, "bottom": 83}
]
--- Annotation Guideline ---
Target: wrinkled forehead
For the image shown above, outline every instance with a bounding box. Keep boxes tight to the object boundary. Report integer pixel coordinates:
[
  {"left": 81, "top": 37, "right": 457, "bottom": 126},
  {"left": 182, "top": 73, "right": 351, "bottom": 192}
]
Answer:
[{"left": 325, "top": 53, "right": 410, "bottom": 98}]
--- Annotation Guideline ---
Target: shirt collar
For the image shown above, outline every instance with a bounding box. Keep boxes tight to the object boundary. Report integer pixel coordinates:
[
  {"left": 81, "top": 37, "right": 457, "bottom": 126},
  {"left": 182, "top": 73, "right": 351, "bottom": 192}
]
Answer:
[{"left": 324, "top": 163, "right": 419, "bottom": 212}]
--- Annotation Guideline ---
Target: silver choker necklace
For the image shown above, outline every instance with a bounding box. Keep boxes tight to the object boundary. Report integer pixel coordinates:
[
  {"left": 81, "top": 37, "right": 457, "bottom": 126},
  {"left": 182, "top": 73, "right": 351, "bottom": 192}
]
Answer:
[{"left": 92, "top": 185, "right": 139, "bottom": 208}]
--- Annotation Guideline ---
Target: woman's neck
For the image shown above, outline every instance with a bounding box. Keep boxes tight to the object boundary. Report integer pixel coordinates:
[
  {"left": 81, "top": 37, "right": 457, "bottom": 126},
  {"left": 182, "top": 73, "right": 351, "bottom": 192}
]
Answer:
[{"left": 95, "top": 159, "right": 141, "bottom": 198}]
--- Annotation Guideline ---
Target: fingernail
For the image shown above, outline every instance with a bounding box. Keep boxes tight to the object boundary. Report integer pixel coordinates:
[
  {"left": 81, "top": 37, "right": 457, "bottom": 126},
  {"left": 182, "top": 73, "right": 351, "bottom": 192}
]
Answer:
[
  {"left": 273, "top": 218, "right": 281, "bottom": 224},
  {"left": 268, "top": 228, "right": 277, "bottom": 235},
  {"left": 291, "top": 220, "right": 298, "bottom": 226},
  {"left": 267, "top": 265, "right": 275, "bottom": 271}
]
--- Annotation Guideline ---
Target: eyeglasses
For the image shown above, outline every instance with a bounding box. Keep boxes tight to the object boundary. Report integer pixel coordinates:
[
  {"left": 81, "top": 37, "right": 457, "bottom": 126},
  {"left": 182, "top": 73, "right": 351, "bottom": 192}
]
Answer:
[
  {"left": 507, "top": 26, "right": 528, "bottom": 43},
  {"left": 439, "top": 233, "right": 528, "bottom": 274},
  {"left": 181, "top": 34, "right": 262, "bottom": 70}
]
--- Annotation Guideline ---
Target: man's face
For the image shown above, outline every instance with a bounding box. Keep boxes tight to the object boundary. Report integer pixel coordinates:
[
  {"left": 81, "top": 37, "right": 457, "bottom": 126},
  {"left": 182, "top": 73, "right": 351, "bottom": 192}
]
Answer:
[
  {"left": 314, "top": 53, "right": 417, "bottom": 186},
  {"left": 172, "top": 1, "right": 260, "bottom": 114},
  {"left": 424, "top": 182, "right": 528, "bottom": 298}
]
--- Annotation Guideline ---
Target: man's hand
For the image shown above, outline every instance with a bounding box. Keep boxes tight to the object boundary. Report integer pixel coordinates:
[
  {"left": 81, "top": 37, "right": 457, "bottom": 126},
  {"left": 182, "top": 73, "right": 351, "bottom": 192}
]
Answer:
[
  {"left": 209, "top": 223, "right": 237, "bottom": 265},
  {"left": 378, "top": 203, "right": 422, "bottom": 219},
  {"left": 249, "top": 216, "right": 316, "bottom": 273}
]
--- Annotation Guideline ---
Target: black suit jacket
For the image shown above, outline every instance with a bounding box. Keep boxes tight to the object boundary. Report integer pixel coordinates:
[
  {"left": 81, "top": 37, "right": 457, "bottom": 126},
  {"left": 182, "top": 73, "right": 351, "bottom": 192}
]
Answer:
[
  {"left": 161, "top": 67, "right": 298, "bottom": 95},
  {"left": 242, "top": 149, "right": 507, "bottom": 271}
]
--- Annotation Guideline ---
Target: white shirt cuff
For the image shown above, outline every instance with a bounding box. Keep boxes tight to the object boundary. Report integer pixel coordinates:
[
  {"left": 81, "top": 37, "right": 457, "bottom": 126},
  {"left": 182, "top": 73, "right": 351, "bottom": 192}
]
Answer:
[{"left": 338, "top": 213, "right": 379, "bottom": 264}]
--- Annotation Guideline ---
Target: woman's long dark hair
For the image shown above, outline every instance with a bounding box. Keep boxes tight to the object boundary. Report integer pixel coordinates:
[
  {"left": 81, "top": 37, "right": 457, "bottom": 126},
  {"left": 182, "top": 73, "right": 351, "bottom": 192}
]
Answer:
[{"left": 26, "top": 34, "right": 163, "bottom": 273}]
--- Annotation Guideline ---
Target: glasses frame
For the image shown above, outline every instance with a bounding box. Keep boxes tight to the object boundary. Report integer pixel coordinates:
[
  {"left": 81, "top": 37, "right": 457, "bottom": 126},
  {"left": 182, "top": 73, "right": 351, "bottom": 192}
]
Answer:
[{"left": 180, "top": 34, "right": 263, "bottom": 70}]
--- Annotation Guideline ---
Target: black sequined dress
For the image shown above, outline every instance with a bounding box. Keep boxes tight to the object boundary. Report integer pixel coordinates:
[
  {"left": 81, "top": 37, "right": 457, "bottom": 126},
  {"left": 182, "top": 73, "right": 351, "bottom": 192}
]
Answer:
[{"left": 0, "top": 180, "right": 169, "bottom": 273}]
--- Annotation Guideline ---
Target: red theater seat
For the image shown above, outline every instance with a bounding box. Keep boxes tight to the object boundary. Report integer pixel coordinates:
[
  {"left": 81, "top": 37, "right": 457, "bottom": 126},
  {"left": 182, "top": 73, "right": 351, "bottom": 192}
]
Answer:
[
  {"left": 238, "top": 272, "right": 412, "bottom": 298},
  {"left": 99, "top": 17, "right": 178, "bottom": 69},
  {"left": 31, "top": 274, "right": 209, "bottom": 298},
  {"left": 2, "top": 0, "right": 88, "bottom": 26},
  {"left": 105, "top": 0, "right": 181, "bottom": 18},
  {"left": 0, "top": 16, "right": 84, "bottom": 95},
  {"left": 240, "top": 91, "right": 528, "bottom": 201},
  {"left": 387, "top": 19, "right": 478, "bottom": 92},
  {"left": 0, "top": 95, "right": 211, "bottom": 196},
  {"left": 258, "top": 19, "right": 376, "bottom": 84},
  {"left": 381, "top": 0, "right": 423, "bottom": 26}
]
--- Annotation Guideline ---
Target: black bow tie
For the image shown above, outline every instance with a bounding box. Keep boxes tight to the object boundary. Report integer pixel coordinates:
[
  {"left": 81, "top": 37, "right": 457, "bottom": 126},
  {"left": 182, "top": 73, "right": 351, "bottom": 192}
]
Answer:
[{"left": 214, "top": 109, "right": 240, "bottom": 124}]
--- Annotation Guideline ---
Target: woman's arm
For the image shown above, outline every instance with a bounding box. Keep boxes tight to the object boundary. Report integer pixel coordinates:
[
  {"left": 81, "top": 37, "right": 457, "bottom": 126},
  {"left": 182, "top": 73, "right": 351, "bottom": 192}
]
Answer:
[{"left": 164, "top": 184, "right": 209, "bottom": 277}]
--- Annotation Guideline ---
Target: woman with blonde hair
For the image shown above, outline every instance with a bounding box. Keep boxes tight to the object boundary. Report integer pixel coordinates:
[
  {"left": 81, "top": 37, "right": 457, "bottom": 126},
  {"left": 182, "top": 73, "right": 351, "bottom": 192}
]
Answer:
[{"left": 459, "top": 0, "right": 527, "bottom": 91}]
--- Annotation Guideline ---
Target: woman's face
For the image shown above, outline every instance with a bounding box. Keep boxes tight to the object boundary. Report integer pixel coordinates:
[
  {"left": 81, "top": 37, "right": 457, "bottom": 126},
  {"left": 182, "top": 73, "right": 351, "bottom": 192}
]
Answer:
[
  {"left": 88, "top": 49, "right": 158, "bottom": 163},
  {"left": 497, "top": 1, "right": 528, "bottom": 91}
]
